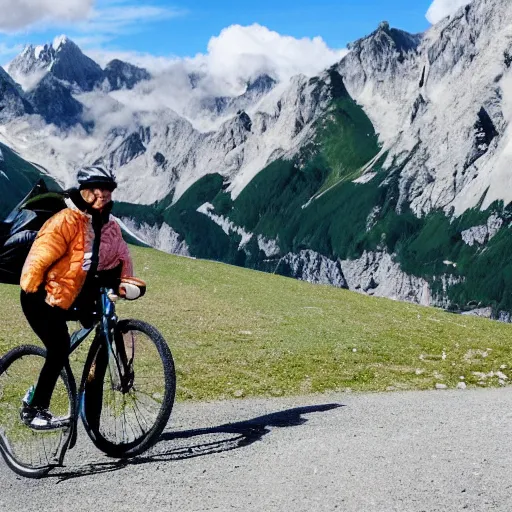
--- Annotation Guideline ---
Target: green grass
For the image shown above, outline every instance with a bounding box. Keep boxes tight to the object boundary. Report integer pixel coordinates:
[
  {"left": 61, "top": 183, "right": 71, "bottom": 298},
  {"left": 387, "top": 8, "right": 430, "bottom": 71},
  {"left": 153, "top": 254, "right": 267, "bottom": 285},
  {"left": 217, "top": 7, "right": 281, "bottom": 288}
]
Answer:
[
  {"left": 2, "top": 246, "right": 512, "bottom": 402},
  {"left": 313, "top": 70, "right": 380, "bottom": 193}
]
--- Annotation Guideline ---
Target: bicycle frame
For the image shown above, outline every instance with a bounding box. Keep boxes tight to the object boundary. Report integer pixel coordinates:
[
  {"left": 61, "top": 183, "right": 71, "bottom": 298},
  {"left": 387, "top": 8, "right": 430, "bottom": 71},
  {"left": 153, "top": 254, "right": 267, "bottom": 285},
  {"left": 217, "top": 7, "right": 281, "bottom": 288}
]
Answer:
[
  {"left": 57, "top": 287, "right": 124, "bottom": 464},
  {"left": 68, "top": 287, "right": 118, "bottom": 353}
]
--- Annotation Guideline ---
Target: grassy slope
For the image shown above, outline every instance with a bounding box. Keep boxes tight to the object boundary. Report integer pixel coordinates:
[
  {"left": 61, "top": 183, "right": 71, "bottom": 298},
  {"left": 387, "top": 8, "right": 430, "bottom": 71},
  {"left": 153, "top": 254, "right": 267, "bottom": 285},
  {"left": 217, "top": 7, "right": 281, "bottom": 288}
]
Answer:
[{"left": 1, "top": 246, "right": 511, "bottom": 402}]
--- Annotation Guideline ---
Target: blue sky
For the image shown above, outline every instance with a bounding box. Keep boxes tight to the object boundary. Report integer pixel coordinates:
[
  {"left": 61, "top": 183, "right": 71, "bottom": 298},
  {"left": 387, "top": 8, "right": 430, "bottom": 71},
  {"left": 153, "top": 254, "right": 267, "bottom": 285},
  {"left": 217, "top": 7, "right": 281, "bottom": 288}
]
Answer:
[
  {"left": 0, "top": 0, "right": 442, "bottom": 63},
  {"left": 100, "top": 0, "right": 434, "bottom": 57}
]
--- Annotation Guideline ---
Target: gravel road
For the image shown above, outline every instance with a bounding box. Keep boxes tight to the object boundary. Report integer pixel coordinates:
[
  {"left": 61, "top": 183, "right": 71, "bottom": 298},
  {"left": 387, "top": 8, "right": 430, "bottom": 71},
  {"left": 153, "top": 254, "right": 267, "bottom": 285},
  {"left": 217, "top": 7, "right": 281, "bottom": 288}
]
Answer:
[{"left": 1, "top": 388, "right": 511, "bottom": 511}]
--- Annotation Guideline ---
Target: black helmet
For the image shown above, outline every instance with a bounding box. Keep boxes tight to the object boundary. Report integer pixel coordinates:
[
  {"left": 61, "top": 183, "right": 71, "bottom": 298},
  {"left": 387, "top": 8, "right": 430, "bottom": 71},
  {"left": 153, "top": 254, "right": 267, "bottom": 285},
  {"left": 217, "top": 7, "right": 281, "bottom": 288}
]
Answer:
[{"left": 76, "top": 166, "right": 117, "bottom": 191}]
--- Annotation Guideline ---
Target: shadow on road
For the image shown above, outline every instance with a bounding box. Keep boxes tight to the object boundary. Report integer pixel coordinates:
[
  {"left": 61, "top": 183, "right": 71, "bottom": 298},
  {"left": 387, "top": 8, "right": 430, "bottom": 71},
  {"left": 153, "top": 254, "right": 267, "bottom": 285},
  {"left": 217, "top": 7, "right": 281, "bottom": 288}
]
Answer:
[{"left": 50, "top": 403, "right": 343, "bottom": 482}]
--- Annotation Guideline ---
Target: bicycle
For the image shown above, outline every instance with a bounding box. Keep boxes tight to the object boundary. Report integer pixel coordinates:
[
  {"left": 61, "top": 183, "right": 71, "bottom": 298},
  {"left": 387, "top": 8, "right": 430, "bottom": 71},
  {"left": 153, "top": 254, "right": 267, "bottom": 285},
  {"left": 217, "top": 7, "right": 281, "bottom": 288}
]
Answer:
[{"left": 0, "top": 287, "right": 176, "bottom": 478}]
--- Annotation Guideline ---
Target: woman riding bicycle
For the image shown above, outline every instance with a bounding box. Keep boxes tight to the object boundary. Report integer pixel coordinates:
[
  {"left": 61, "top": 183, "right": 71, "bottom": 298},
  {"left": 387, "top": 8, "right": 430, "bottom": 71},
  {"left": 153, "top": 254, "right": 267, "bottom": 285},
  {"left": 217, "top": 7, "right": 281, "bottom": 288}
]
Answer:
[{"left": 19, "top": 166, "right": 143, "bottom": 430}]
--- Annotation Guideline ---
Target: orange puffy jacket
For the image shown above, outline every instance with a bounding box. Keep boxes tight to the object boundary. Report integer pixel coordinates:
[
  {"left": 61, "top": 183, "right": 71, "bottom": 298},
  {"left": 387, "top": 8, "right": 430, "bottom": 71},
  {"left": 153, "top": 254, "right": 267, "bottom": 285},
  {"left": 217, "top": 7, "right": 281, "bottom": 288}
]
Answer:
[{"left": 20, "top": 206, "right": 133, "bottom": 310}]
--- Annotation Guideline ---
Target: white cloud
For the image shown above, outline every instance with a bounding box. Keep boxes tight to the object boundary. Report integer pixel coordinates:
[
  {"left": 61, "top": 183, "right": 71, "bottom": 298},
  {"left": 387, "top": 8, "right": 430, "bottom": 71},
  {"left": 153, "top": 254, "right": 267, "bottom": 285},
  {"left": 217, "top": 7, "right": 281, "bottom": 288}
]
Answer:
[
  {"left": 85, "top": 48, "right": 180, "bottom": 73},
  {"left": 0, "top": 42, "right": 22, "bottom": 61},
  {"left": 0, "top": 0, "right": 94, "bottom": 32},
  {"left": 73, "top": 3, "right": 185, "bottom": 38},
  {"left": 426, "top": 0, "right": 473, "bottom": 24},
  {"left": 203, "top": 24, "right": 347, "bottom": 90},
  {"left": 79, "top": 23, "right": 347, "bottom": 135},
  {"left": 11, "top": 68, "right": 48, "bottom": 92},
  {"left": 0, "top": 0, "right": 184, "bottom": 45},
  {"left": 88, "top": 24, "right": 347, "bottom": 90}
]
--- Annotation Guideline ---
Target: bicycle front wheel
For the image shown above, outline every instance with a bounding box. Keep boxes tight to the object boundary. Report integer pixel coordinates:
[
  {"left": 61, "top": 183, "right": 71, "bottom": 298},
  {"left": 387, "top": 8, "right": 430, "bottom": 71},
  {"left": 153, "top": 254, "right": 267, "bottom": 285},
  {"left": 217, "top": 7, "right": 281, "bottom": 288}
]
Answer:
[
  {"left": 0, "top": 345, "right": 74, "bottom": 478},
  {"left": 82, "top": 319, "right": 176, "bottom": 458}
]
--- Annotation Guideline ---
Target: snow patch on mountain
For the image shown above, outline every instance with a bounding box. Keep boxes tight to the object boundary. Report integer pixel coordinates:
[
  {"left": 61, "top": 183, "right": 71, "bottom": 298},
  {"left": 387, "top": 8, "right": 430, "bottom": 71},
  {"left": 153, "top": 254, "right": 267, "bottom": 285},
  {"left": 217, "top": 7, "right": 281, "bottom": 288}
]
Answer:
[
  {"left": 461, "top": 214, "right": 503, "bottom": 246},
  {"left": 257, "top": 235, "right": 280, "bottom": 257},
  {"left": 113, "top": 216, "right": 150, "bottom": 246},
  {"left": 197, "top": 202, "right": 253, "bottom": 248}
]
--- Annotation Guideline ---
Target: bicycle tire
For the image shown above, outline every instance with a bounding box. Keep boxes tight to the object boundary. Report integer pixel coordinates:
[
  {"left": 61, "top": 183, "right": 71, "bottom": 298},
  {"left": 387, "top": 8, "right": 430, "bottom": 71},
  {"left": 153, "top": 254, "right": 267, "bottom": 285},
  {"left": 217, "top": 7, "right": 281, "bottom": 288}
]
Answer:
[
  {"left": 81, "top": 319, "right": 176, "bottom": 458},
  {"left": 0, "top": 345, "right": 75, "bottom": 479}
]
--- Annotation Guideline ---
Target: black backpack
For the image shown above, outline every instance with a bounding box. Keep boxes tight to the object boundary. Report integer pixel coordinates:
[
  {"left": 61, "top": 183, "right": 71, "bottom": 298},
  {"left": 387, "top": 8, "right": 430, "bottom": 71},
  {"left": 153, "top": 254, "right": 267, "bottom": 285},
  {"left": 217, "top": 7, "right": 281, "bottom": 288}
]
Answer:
[{"left": 0, "top": 180, "right": 67, "bottom": 285}]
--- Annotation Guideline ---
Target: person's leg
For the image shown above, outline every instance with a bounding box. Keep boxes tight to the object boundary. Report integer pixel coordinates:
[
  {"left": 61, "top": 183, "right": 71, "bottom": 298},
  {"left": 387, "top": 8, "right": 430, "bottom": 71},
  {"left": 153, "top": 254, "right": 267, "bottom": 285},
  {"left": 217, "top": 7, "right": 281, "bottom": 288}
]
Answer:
[
  {"left": 20, "top": 289, "right": 70, "bottom": 411},
  {"left": 73, "top": 267, "right": 123, "bottom": 428}
]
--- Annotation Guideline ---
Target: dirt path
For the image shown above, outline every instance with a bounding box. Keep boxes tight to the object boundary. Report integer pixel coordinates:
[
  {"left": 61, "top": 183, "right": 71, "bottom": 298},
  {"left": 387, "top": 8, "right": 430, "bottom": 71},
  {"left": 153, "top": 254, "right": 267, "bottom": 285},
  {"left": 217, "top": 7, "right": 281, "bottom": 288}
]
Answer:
[{"left": 1, "top": 388, "right": 511, "bottom": 511}]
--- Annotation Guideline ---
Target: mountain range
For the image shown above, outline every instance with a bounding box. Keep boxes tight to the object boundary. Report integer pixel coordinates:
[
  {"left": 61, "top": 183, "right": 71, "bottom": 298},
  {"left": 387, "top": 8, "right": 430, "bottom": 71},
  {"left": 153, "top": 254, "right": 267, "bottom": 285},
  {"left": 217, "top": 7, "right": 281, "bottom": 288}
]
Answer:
[{"left": 1, "top": 0, "right": 512, "bottom": 317}]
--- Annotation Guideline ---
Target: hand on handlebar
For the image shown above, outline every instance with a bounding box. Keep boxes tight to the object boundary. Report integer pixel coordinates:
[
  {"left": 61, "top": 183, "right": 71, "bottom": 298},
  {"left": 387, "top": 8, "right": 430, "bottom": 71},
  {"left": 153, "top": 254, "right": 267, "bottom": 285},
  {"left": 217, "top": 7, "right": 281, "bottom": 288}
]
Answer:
[{"left": 118, "top": 277, "right": 146, "bottom": 300}]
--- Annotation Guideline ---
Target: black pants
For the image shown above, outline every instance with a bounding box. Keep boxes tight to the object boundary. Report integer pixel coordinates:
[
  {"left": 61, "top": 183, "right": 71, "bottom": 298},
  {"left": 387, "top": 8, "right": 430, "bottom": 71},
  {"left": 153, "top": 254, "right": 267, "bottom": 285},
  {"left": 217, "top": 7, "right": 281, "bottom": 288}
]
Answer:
[
  {"left": 20, "top": 266, "right": 122, "bottom": 411},
  {"left": 20, "top": 288, "right": 70, "bottom": 410}
]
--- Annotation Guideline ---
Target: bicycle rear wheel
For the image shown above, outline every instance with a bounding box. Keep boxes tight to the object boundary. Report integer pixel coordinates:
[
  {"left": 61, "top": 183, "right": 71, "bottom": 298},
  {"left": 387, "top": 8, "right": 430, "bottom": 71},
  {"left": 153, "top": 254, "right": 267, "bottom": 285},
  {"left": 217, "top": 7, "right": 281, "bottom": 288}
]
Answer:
[
  {"left": 0, "top": 345, "right": 74, "bottom": 478},
  {"left": 82, "top": 319, "right": 175, "bottom": 458}
]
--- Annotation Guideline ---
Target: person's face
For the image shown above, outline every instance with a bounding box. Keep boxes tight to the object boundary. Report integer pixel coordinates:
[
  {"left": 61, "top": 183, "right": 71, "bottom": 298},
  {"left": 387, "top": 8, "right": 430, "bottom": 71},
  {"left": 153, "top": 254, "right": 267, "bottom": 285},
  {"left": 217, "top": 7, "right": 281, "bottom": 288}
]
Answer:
[{"left": 81, "top": 187, "right": 113, "bottom": 210}]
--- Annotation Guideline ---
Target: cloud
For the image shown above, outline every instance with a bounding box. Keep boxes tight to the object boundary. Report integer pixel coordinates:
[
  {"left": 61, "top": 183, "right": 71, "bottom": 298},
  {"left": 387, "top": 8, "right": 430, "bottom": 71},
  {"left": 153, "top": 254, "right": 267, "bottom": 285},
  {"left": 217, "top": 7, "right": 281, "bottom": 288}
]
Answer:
[
  {"left": 78, "top": 23, "right": 347, "bottom": 136},
  {"left": 0, "top": 0, "right": 94, "bottom": 32},
  {"left": 88, "top": 24, "right": 347, "bottom": 90},
  {"left": 73, "top": 2, "right": 185, "bottom": 39},
  {"left": 0, "top": 0, "right": 184, "bottom": 46},
  {"left": 85, "top": 48, "right": 180, "bottom": 73},
  {"left": 0, "top": 42, "right": 22, "bottom": 60},
  {"left": 426, "top": 0, "right": 473, "bottom": 24},
  {"left": 202, "top": 24, "right": 347, "bottom": 91}
]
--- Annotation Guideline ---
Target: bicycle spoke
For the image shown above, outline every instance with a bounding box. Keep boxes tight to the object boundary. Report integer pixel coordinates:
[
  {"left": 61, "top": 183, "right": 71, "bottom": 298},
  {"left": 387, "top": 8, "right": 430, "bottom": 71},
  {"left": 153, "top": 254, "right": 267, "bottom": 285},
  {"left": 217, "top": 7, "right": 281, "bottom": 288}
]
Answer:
[
  {"left": 82, "top": 319, "right": 174, "bottom": 457},
  {"left": 0, "top": 347, "right": 73, "bottom": 476},
  {"left": 131, "top": 396, "right": 150, "bottom": 434},
  {"left": 122, "top": 396, "right": 147, "bottom": 442},
  {"left": 121, "top": 397, "right": 129, "bottom": 443}
]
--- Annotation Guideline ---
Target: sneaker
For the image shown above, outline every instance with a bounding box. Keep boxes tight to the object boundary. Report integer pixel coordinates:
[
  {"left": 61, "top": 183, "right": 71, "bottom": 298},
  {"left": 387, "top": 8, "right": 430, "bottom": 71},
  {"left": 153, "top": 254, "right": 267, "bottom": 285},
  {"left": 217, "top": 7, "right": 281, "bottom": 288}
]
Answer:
[
  {"left": 20, "top": 403, "right": 37, "bottom": 423},
  {"left": 20, "top": 405, "right": 70, "bottom": 431}
]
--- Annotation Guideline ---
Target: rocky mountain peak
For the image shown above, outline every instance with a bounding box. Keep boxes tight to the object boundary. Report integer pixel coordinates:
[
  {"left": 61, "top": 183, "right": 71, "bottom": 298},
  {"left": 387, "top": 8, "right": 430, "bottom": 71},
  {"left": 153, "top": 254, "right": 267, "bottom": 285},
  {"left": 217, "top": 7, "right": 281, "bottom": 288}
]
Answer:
[
  {"left": 53, "top": 35, "right": 71, "bottom": 51},
  {"left": 0, "top": 67, "right": 33, "bottom": 121},
  {"left": 26, "top": 73, "right": 83, "bottom": 128},
  {"left": 9, "top": 35, "right": 103, "bottom": 92},
  {"left": 49, "top": 36, "right": 88, "bottom": 65},
  {"left": 246, "top": 74, "right": 277, "bottom": 95},
  {"left": 47, "top": 37, "right": 104, "bottom": 92},
  {"left": 103, "top": 59, "right": 151, "bottom": 91},
  {"left": 9, "top": 36, "right": 79, "bottom": 78},
  {"left": 8, "top": 44, "right": 52, "bottom": 80},
  {"left": 347, "top": 22, "right": 422, "bottom": 61}
]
